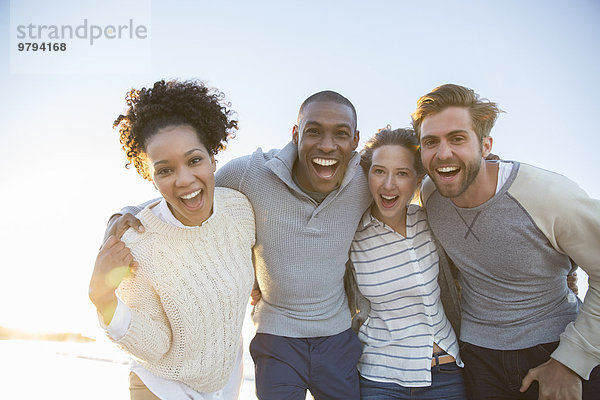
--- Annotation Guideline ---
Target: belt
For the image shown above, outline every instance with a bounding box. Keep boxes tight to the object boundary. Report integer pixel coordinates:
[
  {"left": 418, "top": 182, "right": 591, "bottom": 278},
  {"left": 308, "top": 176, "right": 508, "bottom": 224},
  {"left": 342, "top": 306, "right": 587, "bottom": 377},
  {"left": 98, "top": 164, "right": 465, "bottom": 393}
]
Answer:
[{"left": 431, "top": 350, "right": 456, "bottom": 367}]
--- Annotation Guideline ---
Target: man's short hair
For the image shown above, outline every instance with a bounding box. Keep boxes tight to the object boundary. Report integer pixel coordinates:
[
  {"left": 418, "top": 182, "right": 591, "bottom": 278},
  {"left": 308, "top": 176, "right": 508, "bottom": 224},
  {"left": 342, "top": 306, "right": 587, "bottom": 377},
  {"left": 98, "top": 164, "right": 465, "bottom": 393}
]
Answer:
[
  {"left": 411, "top": 84, "right": 501, "bottom": 142},
  {"left": 298, "top": 90, "right": 357, "bottom": 130}
]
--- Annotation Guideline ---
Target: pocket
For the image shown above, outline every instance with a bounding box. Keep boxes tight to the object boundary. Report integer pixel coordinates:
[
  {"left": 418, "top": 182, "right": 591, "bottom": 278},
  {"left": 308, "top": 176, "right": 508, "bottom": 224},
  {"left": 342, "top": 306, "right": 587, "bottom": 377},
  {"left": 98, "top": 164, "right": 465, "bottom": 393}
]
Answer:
[
  {"left": 437, "top": 362, "right": 463, "bottom": 375},
  {"left": 535, "top": 341, "right": 559, "bottom": 357},
  {"left": 249, "top": 333, "right": 264, "bottom": 362},
  {"left": 458, "top": 340, "right": 470, "bottom": 353},
  {"left": 350, "top": 329, "right": 364, "bottom": 359}
]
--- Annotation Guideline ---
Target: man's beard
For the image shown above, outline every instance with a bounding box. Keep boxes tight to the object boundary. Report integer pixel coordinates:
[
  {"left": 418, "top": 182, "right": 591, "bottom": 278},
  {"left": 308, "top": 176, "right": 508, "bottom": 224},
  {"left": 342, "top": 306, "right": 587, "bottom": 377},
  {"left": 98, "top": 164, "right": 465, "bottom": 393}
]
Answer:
[{"left": 430, "top": 152, "right": 482, "bottom": 199}]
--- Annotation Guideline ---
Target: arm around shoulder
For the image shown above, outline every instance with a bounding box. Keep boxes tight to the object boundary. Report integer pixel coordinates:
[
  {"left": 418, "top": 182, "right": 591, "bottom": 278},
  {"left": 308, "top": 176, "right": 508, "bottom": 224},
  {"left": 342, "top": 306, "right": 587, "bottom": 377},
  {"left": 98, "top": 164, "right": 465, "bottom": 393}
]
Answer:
[
  {"left": 215, "top": 154, "right": 252, "bottom": 190},
  {"left": 103, "top": 198, "right": 159, "bottom": 240},
  {"left": 420, "top": 176, "right": 437, "bottom": 208}
]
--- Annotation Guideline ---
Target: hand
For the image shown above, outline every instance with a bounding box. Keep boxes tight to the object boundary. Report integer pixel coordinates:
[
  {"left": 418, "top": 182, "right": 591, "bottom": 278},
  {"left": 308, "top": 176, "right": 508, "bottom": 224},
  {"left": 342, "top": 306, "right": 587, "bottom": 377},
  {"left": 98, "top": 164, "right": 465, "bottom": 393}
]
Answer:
[
  {"left": 520, "top": 358, "right": 582, "bottom": 400},
  {"left": 89, "top": 235, "right": 138, "bottom": 324},
  {"left": 104, "top": 213, "right": 144, "bottom": 241},
  {"left": 250, "top": 289, "right": 262, "bottom": 306},
  {"left": 567, "top": 272, "right": 579, "bottom": 295}
]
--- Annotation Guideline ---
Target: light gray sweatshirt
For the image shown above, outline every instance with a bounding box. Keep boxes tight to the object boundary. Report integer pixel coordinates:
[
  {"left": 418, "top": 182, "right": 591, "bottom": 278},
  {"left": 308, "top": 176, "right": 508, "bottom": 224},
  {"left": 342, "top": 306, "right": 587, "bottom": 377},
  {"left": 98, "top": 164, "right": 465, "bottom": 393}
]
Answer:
[
  {"left": 422, "top": 161, "right": 600, "bottom": 379},
  {"left": 215, "top": 141, "right": 372, "bottom": 337}
]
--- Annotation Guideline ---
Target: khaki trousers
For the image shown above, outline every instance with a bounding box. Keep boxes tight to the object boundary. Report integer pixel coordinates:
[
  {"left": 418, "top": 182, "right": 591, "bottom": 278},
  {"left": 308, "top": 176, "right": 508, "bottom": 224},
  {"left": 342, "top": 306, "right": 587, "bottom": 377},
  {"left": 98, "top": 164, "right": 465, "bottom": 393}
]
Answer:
[{"left": 129, "top": 372, "right": 160, "bottom": 400}]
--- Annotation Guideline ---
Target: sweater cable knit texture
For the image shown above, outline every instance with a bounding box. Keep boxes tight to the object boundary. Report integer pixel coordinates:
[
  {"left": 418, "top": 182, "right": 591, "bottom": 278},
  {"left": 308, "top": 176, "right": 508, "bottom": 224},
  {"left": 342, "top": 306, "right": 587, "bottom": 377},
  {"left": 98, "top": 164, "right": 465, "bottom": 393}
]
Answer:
[{"left": 114, "top": 187, "right": 255, "bottom": 393}]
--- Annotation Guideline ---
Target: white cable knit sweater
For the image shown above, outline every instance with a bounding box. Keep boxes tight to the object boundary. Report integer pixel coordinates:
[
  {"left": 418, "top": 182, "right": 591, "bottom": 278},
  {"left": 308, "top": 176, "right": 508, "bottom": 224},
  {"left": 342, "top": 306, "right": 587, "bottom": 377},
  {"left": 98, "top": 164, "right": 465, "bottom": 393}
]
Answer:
[{"left": 114, "top": 187, "right": 255, "bottom": 393}]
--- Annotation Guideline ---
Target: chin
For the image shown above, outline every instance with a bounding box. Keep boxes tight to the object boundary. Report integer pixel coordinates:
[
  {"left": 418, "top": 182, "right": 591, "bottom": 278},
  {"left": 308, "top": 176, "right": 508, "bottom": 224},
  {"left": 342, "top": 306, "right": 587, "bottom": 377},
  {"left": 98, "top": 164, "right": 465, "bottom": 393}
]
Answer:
[{"left": 317, "top": 185, "right": 337, "bottom": 194}]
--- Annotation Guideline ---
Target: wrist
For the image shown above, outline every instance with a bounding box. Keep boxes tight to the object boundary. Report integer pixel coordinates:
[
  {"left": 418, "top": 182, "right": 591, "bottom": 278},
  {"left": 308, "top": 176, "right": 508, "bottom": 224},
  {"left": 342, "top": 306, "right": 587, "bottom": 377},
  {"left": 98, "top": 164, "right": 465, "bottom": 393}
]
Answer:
[
  {"left": 549, "top": 357, "right": 579, "bottom": 377},
  {"left": 92, "top": 293, "right": 118, "bottom": 326},
  {"left": 104, "top": 214, "right": 123, "bottom": 241},
  {"left": 89, "top": 287, "right": 116, "bottom": 310}
]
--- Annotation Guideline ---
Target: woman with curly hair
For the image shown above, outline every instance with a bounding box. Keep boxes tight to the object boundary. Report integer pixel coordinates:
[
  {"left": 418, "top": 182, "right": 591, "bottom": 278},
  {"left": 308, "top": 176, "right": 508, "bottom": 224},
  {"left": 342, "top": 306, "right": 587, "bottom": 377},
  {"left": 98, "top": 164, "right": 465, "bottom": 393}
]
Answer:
[{"left": 88, "top": 80, "right": 255, "bottom": 400}]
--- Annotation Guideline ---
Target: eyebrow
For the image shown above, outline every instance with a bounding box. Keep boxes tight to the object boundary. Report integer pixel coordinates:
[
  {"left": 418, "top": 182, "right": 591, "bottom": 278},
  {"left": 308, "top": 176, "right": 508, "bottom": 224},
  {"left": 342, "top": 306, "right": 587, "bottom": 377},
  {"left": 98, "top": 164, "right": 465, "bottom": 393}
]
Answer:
[
  {"left": 152, "top": 148, "right": 205, "bottom": 167},
  {"left": 421, "top": 129, "right": 468, "bottom": 140},
  {"left": 372, "top": 164, "right": 411, "bottom": 170},
  {"left": 304, "top": 121, "right": 353, "bottom": 130}
]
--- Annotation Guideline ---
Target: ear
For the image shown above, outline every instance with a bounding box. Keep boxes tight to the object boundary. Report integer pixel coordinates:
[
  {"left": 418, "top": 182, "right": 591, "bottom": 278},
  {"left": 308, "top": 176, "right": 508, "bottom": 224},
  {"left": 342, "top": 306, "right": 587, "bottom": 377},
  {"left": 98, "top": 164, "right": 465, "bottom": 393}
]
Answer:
[
  {"left": 210, "top": 155, "right": 216, "bottom": 173},
  {"left": 481, "top": 136, "right": 493, "bottom": 158},
  {"left": 352, "top": 130, "right": 360, "bottom": 150},
  {"left": 292, "top": 125, "right": 299, "bottom": 144}
]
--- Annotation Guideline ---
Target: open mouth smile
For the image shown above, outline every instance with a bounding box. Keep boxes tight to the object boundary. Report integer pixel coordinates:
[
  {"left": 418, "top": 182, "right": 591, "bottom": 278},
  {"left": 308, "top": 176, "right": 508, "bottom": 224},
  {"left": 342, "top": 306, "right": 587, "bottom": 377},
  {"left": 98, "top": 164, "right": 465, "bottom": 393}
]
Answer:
[
  {"left": 312, "top": 157, "right": 339, "bottom": 179},
  {"left": 179, "top": 189, "right": 204, "bottom": 210},
  {"left": 435, "top": 165, "right": 460, "bottom": 180},
  {"left": 380, "top": 194, "right": 399, "bottom": 208}
]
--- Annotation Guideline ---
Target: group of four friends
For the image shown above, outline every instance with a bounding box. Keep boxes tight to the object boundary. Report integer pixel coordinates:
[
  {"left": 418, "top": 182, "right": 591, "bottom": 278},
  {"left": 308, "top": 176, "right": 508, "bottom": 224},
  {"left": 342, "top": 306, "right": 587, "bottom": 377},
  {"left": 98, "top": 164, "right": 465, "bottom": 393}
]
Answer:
[{"left": 89, "top": 80, "right": 600, "bottom": 400}]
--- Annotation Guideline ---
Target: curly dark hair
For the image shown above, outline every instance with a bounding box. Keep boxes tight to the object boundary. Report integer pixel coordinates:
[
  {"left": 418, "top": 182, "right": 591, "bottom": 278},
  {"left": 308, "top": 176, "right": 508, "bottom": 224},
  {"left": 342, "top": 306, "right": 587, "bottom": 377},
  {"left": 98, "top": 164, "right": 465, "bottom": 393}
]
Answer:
[{"left": 114, "top": 79, "right": 238, "bottom": 180}]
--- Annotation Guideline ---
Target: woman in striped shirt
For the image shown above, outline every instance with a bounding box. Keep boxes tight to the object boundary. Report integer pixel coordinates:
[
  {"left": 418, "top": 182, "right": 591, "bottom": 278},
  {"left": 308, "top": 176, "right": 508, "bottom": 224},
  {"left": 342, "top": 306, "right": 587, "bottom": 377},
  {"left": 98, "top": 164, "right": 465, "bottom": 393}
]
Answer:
[{"left": 348, "top": 127, "right": 466, "bottom": 399}]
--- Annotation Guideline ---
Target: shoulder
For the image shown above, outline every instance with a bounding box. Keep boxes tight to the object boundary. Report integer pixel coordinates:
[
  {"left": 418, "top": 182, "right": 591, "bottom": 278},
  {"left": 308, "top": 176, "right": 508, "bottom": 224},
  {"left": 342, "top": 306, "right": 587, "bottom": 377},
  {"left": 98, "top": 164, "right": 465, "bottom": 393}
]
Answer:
[
  {"left": 214, "top": 187, "right": 255, "bottom": 239},
  {"left": 407, "top": 203, "right": 426, "bottom": 220},
  {"left": 215, "top": 187, "right": 253, "bottom": 212},
  {"left": 509, "top": 162, "right": 588, "bottom": 207},
  {"left": 216, "top": 147, "right": 280, "bottom": 186},
  {"left": 420, "top": 176, "right": 438, "bottom": 206},
  {"left": 121, "top": 226, "right": 144, "bottom": 247},
  {"left": 408, "top": 203, "right": 424, "bottom": 213},
  {"left": 227, "top": 147, "right": 280, "bottom": 166},
  {"left": 121, "top": 226, "right": 158, "bottom": 278},
  {"left": 121, "top": 204, "right": 160, "bottom": 245},
  {"left": 512, "top": 162, "right": 578, "bottom": 187}
]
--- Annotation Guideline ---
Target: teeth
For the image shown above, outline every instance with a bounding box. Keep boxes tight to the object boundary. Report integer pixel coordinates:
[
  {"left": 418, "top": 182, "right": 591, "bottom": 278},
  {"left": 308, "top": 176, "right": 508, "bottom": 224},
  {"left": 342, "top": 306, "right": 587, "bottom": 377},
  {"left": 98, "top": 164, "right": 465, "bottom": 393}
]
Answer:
[
  {"left": 381, "top": 195, "right": 398, "bottom": 200},
  {"left": 181, "top": 189, "right": 202, "bottom": 200},
  {"left": 313, "top": 158, "right": 338, "bottom": 167},
  {"left": 437, "top": 166, "right": 459, "bottom": 173}
]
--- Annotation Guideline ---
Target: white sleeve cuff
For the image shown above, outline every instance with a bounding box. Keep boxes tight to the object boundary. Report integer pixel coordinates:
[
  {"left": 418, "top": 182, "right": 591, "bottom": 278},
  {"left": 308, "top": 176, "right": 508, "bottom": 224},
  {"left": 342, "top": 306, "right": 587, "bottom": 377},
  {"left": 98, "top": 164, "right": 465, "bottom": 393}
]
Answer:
[{"left": 99, "top": 296, "right": 132, "bottom": 341}]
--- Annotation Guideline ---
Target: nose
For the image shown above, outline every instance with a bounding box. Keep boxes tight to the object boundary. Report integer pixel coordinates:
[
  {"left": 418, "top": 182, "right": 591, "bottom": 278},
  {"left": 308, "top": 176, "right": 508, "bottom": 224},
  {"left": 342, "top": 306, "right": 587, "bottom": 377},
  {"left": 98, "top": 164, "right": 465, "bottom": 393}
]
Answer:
[
  {"left": 383, "top": 174, "right": 395, "bottom": 190},
  {"left": 317, "top": 134, "right": 336, "bottom": 153},
  {"left": 175, "top": 167, "right": 195, "bottom": 187},
  {"left": 436, "top": 140, "right": 453, "bottom": 160}
]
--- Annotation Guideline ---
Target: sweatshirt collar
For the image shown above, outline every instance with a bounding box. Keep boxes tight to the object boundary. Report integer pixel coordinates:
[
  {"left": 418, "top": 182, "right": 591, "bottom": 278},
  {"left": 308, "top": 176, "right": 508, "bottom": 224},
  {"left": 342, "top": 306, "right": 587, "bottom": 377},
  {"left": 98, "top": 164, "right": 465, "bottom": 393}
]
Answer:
[{"left": 265, "top": 140, "right": 362, "bottom": 198}]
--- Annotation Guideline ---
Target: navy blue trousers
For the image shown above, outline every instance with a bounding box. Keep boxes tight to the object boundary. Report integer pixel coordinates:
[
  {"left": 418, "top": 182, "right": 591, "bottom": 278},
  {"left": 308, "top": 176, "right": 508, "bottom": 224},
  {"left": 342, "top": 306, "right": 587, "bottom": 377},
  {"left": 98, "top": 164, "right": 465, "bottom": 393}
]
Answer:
[
  {"left": 359, "top": 362, "right": 467, "bottom": 400},
  {"left": 250, "top": 328, "right": 362, "bottom": 400},
  {"left": 460, "top": 341, "right": 600, "bottom": 399}
]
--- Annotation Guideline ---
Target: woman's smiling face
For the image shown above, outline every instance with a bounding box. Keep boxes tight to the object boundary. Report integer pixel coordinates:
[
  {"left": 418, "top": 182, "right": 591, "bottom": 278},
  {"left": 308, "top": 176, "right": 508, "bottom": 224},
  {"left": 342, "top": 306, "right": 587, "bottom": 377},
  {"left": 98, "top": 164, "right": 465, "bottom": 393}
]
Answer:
[
  {"left": 145, "top": 124, "right": 216, "bottom": 226},
  {"left": 368, "top": 144, "right": 419, "bottom": 231}
]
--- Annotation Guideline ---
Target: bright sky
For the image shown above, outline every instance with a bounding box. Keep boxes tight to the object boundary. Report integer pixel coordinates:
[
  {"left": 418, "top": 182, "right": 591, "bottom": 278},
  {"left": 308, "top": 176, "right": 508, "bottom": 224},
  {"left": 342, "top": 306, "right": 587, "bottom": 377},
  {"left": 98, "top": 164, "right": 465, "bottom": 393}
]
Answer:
[{"left": 0, "top": 0, "right": 598, "bottom": 336}]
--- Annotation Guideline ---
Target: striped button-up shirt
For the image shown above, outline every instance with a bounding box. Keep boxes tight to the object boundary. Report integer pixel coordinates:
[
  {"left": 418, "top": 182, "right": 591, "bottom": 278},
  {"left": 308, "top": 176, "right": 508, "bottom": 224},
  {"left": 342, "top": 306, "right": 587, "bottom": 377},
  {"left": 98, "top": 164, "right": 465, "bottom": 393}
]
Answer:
[{"left": 350, "top": 204, "right": 461, "bottom": 387}]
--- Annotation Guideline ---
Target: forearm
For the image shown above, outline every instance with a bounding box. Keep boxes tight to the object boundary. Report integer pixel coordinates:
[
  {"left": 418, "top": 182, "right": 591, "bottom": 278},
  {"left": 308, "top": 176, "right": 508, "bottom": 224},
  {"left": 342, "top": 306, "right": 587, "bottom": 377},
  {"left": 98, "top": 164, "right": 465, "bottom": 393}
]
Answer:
[
  {"left": 90, "top": 290, "right": 118, "bottom": 326},
  {"left": 534, "top": 178, "right": 600, "bottom": 378},
  {"left": 553, "top": 206, "right": 600, "bottom": 378},
  {"left": 119, "top": 198, "right": 157, "bottom": 216},
  {"left": 101, "top": 296, "right": 131, "bottom": 340},
  {"left": 104, "top": 214, "right": 122, "bottom": 241},
  {"left": 552, "top": 284, "right": 600, "bottom": 379}
]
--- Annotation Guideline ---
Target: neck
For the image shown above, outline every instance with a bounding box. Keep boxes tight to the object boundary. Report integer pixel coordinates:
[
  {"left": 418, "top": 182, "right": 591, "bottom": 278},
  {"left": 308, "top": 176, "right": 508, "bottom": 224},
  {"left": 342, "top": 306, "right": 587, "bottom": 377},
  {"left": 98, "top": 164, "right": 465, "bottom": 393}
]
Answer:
[
  {"left": 451, "top": 160, "right": 499, "bottom": 208},
  {"left": 372, "top": 204, "right": 408, "bottom": 237}
]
